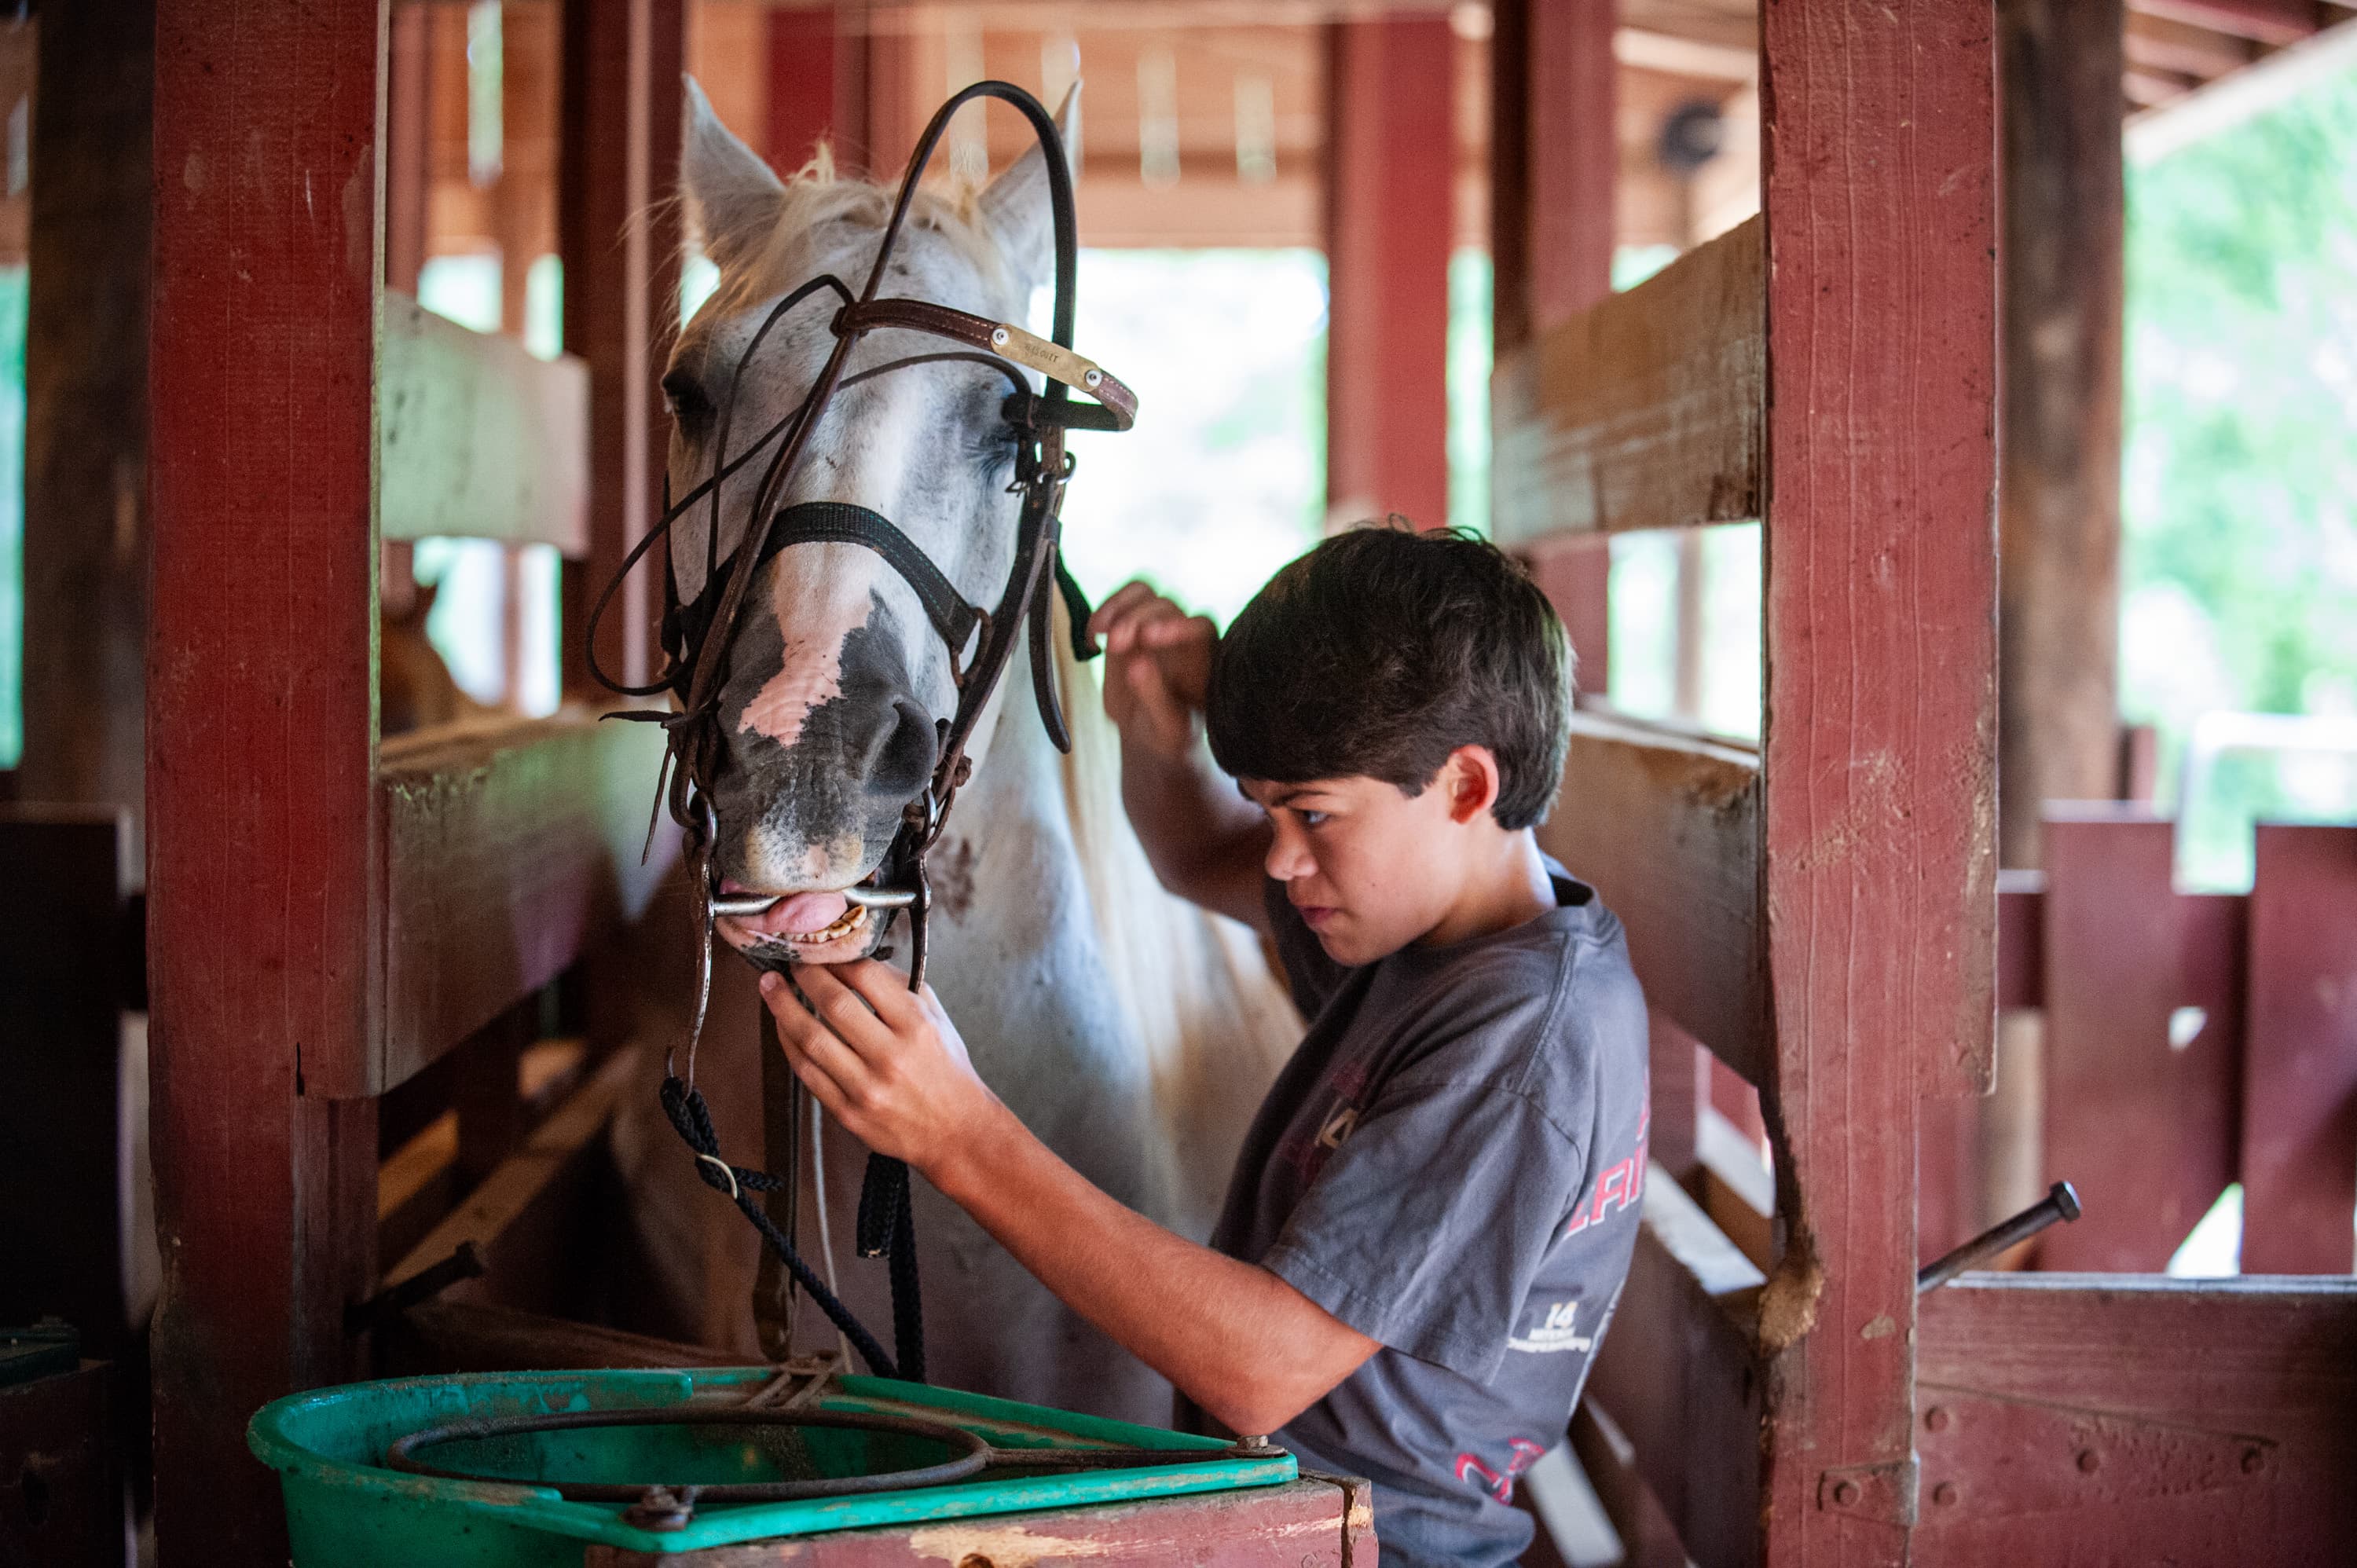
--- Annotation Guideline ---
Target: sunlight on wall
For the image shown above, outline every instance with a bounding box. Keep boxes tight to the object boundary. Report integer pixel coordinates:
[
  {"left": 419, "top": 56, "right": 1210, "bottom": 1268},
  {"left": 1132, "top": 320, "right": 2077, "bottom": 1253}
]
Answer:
[{"left": 1045, "top": 249, "right": 1327, "bottom": 630}]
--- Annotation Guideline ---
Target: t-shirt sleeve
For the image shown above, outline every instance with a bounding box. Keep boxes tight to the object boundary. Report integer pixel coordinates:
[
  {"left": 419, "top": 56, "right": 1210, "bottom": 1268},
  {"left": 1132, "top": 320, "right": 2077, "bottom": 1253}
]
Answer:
[{"left": 1258, "top": 1066, "right": 1587, "bottom": 1383}]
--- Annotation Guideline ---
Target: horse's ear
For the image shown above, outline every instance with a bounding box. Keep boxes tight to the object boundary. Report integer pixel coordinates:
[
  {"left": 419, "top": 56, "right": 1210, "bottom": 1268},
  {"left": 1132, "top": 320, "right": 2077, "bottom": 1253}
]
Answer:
[
  {"left": 681, "top": 75, "right": 786, "bottom": 274},
  {"left": 979, "top": 82, "right": 1080, "bottom": 298}
]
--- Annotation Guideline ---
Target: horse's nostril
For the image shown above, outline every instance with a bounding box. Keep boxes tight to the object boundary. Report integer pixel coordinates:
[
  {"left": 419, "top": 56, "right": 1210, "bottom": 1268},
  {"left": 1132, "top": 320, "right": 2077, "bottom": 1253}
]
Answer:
[{"left": 867, "top": 697, "right": 939, "bottom": 800}]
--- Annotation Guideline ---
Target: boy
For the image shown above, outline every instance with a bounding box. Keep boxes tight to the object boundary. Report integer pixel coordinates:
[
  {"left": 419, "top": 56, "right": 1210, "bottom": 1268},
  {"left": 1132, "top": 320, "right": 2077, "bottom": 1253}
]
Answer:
[{"left": 761, "top": 525, "right": 1651, "bottom": 1567}]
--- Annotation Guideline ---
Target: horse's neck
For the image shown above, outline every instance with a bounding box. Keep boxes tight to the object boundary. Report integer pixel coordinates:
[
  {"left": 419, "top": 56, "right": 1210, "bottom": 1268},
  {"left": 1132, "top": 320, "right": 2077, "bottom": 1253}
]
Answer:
[
  {"left": 920, "top": 637, "right": 1302, "bottom": 1239},
  {"left": 922, "top": 671, "right": 1182, "bottom": 1215}
]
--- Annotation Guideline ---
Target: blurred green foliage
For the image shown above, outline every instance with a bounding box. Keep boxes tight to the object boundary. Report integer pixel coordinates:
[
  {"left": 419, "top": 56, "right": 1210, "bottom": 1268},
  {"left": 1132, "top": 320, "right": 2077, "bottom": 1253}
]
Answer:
[{"left": 2124, "top": 62, "right": 2357, "bottom": 888}]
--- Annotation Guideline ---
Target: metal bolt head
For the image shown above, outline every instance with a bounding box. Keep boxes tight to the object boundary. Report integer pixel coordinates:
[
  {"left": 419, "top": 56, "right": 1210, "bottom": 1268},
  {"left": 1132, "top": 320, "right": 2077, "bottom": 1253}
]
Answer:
[
  {"left": 1932, "top": 1482, "right": 1959, "bottom": 1508},
  {"left": 991, "top": 326, "right": 1010, "bottom": 346},
  {"left": 2076, "top": 1448, "right": 2101, "bottom": 1475},
  {"left": 1083, "top": 368, "right": 1102, "bottom": 387},
  {"left": 1924, "top": 1405, "right": 1952, "bottom": 1433},
  {"left": 1832, "top": 1479, "right": 1861, "bottom": 1508}
]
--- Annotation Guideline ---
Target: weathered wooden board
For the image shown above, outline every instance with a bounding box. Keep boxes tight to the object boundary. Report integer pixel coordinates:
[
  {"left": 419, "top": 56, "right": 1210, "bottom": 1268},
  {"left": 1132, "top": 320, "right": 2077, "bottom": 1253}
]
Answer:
[
  {"left": 2038, "top": 808, "right": 2244, "bottom": 1272},
  {"left": 1492, "top": 215, "right": 1763, "bottom": 549},
  {"left": 370, "top": 713, "right": 676, "bottom": 1097},
  {"left": 1567, "top": 1401, "right": 1691, "bottom": 1568},
  {"left": 1538, "top": 709, "right": 1767, "bottom": 1086},
  {"left": 379, "top": 293, "right": 590, "bottom": 551},
  {"left": 1324, "top": 13, "right": 1453, "bottom": 527},
  {"left": 2240, "top": 822, "right": 2357, "bottom": 1273},
  {"left": 1916, "top": 1274, "right": 2357, "bottom": 1563},
  {"left": 1756, "top": 5, "right": 1997, "bottom": 1563},
  {"left": 1585, "top": 1163, "right": 1765, "bottom": 1568},
  {"left": 386, "top": 1045, "right": 640, "bottom": 1307},
  {"left": 583, "top": 1478, "right": 1374, "bottom": 1568},
  {"left": 0, "top": 1360, "right": 121, "bottom": 1568},
  {"left": 148, "top": 6, "right": 383, "bottom": 1563}
]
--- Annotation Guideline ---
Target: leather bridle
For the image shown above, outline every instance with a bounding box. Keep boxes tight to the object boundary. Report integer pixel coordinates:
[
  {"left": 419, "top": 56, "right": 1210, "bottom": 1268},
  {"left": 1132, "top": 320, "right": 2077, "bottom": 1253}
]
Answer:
[{"left": 586, "top": 82, "right": 1135, "bottom": 1384}]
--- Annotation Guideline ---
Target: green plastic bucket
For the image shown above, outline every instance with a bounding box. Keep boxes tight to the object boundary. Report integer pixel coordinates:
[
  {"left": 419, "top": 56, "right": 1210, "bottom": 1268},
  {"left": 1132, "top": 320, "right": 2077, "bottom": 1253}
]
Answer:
[{"left": 247, "top": 1367, "right": 1294, "bottom": 1565}]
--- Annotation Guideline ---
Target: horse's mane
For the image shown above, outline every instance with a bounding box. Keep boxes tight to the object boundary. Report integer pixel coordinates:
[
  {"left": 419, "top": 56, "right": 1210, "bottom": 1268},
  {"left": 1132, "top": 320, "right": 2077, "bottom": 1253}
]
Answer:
[
  {"left": 1050, "top": 599, "right": 1303, "bottom": 1237},
  {"left": 695, "top": 145, "right": 1019, "bottom": 326}
]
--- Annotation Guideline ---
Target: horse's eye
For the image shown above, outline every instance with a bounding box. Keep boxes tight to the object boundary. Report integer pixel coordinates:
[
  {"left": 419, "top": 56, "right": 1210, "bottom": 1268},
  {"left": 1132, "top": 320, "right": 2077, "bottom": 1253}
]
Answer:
[{"left": 662, "top": 368, "right": 716, "bottom": 434}]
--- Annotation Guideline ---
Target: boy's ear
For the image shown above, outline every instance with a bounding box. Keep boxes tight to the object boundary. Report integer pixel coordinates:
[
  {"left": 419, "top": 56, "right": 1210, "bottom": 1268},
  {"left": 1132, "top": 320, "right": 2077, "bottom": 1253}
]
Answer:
[{"left": 1442, "top": 746, "right": 1504, "bottom": 826}]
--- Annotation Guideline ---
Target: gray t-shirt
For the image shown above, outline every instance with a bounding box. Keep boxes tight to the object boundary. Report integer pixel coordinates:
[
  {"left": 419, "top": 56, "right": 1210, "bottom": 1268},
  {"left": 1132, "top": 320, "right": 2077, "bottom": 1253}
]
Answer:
[{"left": 1208, "top": 864, "right": 1651, "bottom": 1568}]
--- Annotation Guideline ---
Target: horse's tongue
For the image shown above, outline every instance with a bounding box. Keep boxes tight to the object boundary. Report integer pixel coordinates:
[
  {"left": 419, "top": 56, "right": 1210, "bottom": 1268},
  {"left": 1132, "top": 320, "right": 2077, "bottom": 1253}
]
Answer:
[{"left": 748, "top": 891, "right": 850, "bottom": 936}]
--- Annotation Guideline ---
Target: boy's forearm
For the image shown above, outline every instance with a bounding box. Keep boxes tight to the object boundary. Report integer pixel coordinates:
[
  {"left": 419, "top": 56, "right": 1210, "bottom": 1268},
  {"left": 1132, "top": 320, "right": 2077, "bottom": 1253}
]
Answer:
[
  {"left": 926, "top": 1099, "right": 1373, "bottom": 1435},
  {"left": 1120, "top": 741, "right": 1265, "bottom": 907}
]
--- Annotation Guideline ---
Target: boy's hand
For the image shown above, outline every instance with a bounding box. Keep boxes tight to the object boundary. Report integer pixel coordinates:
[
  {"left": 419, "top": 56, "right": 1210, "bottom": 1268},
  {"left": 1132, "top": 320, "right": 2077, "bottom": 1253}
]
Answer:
[
  {"left": 759, "top": 960, "right": 999, "bottom": 1179},
  {"left": 1088, "top": 581, "right": 1215, "bottom": 762}
]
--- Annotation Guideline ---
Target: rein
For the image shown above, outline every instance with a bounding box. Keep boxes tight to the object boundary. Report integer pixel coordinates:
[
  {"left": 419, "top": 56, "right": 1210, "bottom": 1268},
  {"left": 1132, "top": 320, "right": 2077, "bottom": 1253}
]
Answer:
[{"left": 586, "top": 82, "right": 1135, "bottom": 1382}]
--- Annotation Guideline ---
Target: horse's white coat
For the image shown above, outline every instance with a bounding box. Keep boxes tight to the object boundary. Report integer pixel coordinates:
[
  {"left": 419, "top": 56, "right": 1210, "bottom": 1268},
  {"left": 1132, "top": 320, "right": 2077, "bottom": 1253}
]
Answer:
[{"left": 670, "top": 81, "right": 1300, "bottom": 1422}]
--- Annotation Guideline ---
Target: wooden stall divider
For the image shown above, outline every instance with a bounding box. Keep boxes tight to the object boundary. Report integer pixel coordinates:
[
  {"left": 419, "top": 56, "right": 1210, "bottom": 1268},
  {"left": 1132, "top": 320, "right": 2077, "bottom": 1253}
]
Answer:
[
  {"left": 2037, "top": 807, "right": 2245, "bottom": 1272},
  {"left": 1916, "top": 1274, "right": 2357, "bottom": 1560},
  {"left": 2238, "top": 822, "right": 2357, "bottom": 1273}
]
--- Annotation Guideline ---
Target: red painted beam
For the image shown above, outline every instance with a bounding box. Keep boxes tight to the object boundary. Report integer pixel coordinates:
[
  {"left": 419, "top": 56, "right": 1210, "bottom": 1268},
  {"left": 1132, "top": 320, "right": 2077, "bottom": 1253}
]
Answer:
[
  {"left": 1492, "top": 0, "right": 1616, "bottom": 350},
  {"left": 1757, "top": 4, "right": 1996, "bottom": 1562},
  {"left": 2037, "top": 808, "right": 2245, "bottom": 1273},
  {"left": 767, "top": 2, "right": 849, "bottom": 176},
  {"left": 147, "top": 4, "right": 383, "bottom": 1562},
  {"left": 559, "top": 0, "right": 685, "bottom": 698},
  {"left": 1324, "top": 15, "right": 1452, "bottom": 529},
  {"left": 2240, "top": 823, "right": 2357, "bottom": 1273}
]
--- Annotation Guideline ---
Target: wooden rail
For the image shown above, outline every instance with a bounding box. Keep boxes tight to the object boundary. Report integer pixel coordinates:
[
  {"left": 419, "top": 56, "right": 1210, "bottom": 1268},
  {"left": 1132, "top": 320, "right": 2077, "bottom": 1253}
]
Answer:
[
  {"left": 368, "top": 712, "right": 676, "bottom": 1098},
  {"left": 1491, "top": 215, "right": 1763, "bottom": 548},
  {"left": 1916, "top": 1275, "right": 2357, "bottom": 1560},
  {"left": 1537, "top": 710, "right": 1766, "bottom": 1085},
  {"left": 379, "top": 294, "right": 591, "bottom": 553},
  {"left": 1585, "top": 1165, "right": 1764, "bottom": 1568}
]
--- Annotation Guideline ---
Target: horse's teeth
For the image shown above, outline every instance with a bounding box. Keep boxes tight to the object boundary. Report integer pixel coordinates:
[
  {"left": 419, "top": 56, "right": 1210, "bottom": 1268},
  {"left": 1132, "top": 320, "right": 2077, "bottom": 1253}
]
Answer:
[{"left": 783, "top": 904, "right": 870, "bottom": 945}]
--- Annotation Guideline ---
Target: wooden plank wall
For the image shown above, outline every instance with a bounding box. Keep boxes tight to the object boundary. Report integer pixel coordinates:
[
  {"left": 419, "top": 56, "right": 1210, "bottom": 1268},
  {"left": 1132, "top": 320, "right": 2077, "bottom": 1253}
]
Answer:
[
  {"left": 1492, "top": 216, "right": 1761, "bottom": 548},
  {"left": 2241, "top": 824, "right": 2357, "bottom": 1272},
  {"left": 147, "top": 9, "right": 383, "bottom": 1563},
  {"left": 1755, "top": 6, "right": 1996, "bottom": 1564}
]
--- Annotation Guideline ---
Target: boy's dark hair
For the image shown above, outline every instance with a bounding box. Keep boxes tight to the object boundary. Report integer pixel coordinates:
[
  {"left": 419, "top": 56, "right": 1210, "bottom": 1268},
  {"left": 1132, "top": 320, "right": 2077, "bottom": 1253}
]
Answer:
[{"left": 1206, "top": 522, "right": 1574, "bottom": 830}]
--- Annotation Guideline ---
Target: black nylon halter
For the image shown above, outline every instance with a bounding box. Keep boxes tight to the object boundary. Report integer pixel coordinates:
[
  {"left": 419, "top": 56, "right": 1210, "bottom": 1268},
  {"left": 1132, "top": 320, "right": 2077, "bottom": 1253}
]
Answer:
[{"left": 584, "top": 82, "right": 1133, "bottom": 1384}]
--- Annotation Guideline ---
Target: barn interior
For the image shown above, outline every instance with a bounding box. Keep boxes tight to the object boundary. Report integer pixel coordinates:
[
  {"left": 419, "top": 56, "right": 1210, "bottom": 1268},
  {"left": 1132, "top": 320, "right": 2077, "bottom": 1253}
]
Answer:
[{"left": 5, "top": 2, "right": 2357, "bottom": 1565}]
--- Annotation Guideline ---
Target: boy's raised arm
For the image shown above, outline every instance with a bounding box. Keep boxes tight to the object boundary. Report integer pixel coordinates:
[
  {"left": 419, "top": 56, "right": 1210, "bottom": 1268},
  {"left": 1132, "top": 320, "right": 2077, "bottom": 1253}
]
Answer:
[{"left": 1089, "top": 582, "right": 1272, "bottom": 934}]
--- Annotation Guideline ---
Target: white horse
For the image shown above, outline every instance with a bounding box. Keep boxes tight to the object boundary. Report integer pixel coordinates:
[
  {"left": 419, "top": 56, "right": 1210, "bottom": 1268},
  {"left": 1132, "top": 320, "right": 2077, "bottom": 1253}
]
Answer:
[{"left": 662, "top": 81, "right": 1299, "bottom": 1424}]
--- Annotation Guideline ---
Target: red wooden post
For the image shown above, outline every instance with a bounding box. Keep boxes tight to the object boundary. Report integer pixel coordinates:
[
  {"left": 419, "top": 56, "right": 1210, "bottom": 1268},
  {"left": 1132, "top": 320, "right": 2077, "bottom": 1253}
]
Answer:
[
  {"left": 1496, "top": 1, "right": 1617, "bottom": 692},
  {"left": 2037, "top": 808, "right": 2244, "bottom": 1273},
  {"left": 148, "top": 4, "right": 384, "bottom": 1561},
  {"left": 2241, "top": 823, "right": 2357, "bottom": 1273},
  {"left": 1757, "top": 5, "right": 1996, "bottom": 1559},
  {"left": 1324, "top": 13, "right": 1452, "bottom": 529},
  {"left": 767, "top": 3, "right": 852, "bottom": 176},
  {"left": 560, "top": 0, "right": 685, "bottom": 698}
]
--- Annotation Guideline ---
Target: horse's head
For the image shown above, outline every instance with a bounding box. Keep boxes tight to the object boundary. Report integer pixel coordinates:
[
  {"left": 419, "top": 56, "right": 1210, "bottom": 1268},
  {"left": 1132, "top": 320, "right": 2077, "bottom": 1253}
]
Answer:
[{"left": 668, "top": 80, "right": 1073, "bottom": 962}]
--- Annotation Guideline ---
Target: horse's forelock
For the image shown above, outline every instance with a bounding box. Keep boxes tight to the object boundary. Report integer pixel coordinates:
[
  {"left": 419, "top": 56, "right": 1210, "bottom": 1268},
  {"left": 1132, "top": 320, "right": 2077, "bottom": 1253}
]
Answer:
[{"left": 698, "top": 152, "right": 1014, "bottom": 326}]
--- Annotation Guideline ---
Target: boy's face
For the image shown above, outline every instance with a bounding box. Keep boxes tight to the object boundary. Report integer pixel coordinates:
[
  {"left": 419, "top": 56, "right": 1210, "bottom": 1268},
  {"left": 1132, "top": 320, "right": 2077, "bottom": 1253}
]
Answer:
[{"left": 1242, "top": 764, "right": 1490, "bottom": 965}]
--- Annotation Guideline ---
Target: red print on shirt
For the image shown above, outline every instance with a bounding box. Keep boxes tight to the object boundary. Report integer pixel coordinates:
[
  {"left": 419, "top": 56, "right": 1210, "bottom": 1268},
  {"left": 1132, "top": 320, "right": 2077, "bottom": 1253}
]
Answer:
[
  {"left": 1564, "top": 1101, "right": 1649, "bottom": 1238},
  {"left": 1454, "top": 1437, "right": 1549, "bottom": 1503}
]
